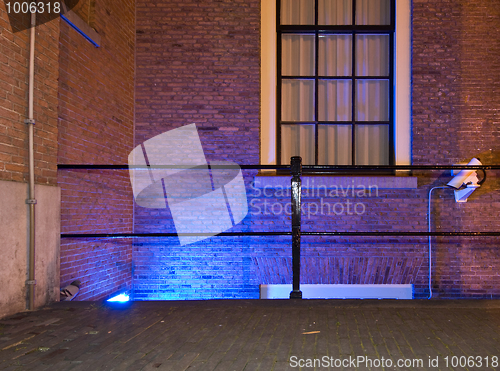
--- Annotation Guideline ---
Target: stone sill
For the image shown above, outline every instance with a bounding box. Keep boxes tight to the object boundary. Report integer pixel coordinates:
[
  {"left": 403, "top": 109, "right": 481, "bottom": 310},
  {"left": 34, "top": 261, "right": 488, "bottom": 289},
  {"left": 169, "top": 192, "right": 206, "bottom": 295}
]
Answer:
[{"left": 253, "top": 174, "right": 418, "bottom": 189}]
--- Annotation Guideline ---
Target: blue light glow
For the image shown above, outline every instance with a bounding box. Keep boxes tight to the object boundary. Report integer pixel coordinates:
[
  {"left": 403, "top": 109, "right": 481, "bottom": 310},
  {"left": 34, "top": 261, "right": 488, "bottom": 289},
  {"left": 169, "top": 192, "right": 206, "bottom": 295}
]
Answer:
[{"left": 107, "top": 293, "right": 130, "bottom": 302}]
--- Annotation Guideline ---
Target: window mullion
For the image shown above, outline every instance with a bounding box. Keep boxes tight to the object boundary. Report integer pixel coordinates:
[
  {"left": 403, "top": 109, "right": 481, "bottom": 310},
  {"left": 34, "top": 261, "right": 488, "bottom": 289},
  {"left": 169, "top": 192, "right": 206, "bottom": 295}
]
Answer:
[
  {"left": 389, "top": 31, "right": 395, "bottom": 164},
  {"left": 277, "top": 0, "right": 282, "bottom": 165},
  {"left": 350, "top": 0, "right": 356, "bottom": 166},
  {"left": 314, "top": 0, "right": 319, "bottom": 165}
]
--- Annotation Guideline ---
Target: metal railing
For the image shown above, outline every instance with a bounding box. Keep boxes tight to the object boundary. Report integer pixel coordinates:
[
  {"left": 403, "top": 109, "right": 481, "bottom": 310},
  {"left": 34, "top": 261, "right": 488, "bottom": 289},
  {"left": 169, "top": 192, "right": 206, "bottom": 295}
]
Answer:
[{"left": 58, "top": 161, "right": 500, "bottom": 299}]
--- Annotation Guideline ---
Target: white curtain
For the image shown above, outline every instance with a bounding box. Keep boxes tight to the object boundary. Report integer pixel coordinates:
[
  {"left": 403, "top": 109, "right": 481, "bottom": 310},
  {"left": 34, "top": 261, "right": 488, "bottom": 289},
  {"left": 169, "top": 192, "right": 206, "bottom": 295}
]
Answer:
[
  {"left": 318, "top": 0, "right": 352, "bottom": 25},
  {"left": 355, "top": 125, "right": 389, "bottom": 165},
  {"left": 281, "top": 124, "right": 315, "bottom": 164},
  {"left": 318, "top": 35, "right": 351, "bottom": 76},
  {"left": 281, "top": 0, "right": 314, "bottom": 25},
  {"left": 355, "top": 34, "right": 389, "bottom": 76},
  {"left": 355, "top": 79, "right": 389, "bottom": 121},
  {"left": 318, "top": 125, "right": 352, "bottom": 164},
  {"left": 355, "top": 0, "right": 390, "bottom": 25},
  {"left": 282, "top": 0, "right": 389, "bottom": 25},
  {"left": 281, "top": 0, "right": 391, "bottom": 165},
  {"left": 318, "top": 80, "right": 351, "bottom": 121},
  {"left": 282, "top": 34, "right": 315, "bottom": 76},
  {"left": 282, "top": 79, "right": 315, "bottom": 121}
]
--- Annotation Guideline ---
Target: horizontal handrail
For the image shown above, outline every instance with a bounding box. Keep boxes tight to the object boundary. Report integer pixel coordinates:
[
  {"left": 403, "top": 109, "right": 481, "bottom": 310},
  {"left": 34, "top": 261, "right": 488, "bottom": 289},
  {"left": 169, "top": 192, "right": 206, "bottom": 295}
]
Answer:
[
  {"left": 57, "top": 164, "right": 289, "bottom": 170},
  {"left": 58, "top": 157, "right": 499, "bottom": 300},
  {"left": 302, "top": 165, "right": 500, "bottom": 171},
  {"left": 61, "top": 232, "right": 292, "bottom": 238},
  {"left": 61, "top": 231, "right": 500, "bottom": 238},
  {"left": 57, "top": 164, "right": 500, "bottom": 171}
]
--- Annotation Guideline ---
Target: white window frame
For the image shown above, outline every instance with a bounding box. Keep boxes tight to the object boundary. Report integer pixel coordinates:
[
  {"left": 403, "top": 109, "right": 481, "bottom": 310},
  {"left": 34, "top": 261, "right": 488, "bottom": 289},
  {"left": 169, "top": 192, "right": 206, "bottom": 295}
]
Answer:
[{"left": 260, "top": 0, "right": 411, "bottom": 167}]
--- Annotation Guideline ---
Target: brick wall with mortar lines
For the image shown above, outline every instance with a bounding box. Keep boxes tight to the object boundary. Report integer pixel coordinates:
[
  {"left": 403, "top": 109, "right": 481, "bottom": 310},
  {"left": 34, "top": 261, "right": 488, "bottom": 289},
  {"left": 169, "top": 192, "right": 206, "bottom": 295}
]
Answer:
[
  {"left": 132, "top": 181, "right": 500, "bottom": 300},
  {"left": 134, "top": 0, "right": 260, "bottom": 300},
  {"left": 58, "top": 0, "right": 135, "bottom": 300},
  {"left": 0, "top": 5, "right": 59, "bottom": 185},
  {"left": 71, "top": 0, "right": 96, "bottom": 29},
  {"left": 411, "top": 0, "right": 500, "bottom": 297},
  {"left": 133, "top": 0, "right": 500, "bottom": 300},
  {"left": 135, "top": 0, "right": 260, "bottom": 164}
]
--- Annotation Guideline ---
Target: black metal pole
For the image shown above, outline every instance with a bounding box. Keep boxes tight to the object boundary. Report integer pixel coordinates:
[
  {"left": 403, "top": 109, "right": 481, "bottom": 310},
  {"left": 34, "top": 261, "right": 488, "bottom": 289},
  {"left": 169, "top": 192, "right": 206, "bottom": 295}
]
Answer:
[{"left": 290, "top": 156, "right": 302, "bottom": 299}]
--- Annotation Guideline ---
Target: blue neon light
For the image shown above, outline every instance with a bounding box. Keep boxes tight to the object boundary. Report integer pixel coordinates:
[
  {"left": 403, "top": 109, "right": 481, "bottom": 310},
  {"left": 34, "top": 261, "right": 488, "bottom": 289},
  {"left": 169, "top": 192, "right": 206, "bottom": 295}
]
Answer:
[{"left": 107, "top": 293, "right": 130, "bottom": 302}]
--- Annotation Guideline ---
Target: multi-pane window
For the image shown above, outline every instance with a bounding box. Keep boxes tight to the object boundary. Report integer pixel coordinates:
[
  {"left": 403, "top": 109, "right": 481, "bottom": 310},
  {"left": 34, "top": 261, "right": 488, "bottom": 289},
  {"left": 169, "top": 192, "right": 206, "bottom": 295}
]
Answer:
[{"left": 278, "top": 0, "right": 395, "bottom": 166}]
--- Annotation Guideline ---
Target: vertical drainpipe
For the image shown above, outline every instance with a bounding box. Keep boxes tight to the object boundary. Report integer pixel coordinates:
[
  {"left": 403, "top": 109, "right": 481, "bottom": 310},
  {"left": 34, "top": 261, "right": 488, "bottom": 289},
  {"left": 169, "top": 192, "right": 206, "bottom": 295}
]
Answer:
[{"left": 26, "top": 11, "right": 37, "bottom": 311}]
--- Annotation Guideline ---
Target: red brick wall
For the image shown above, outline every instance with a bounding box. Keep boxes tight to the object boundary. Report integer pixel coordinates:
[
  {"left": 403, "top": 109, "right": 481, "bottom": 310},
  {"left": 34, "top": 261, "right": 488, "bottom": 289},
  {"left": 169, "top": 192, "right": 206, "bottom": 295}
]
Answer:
[
  {"left": 133, "top": 0, "right": 500, "bottom": 300},
  {"left": 2, "top": 0, "right": 496, "bottom": 303},
  {"left": 134, "top": 0, "right": 260, "bottom": 300},
  {"left": 58, "top": 0, "right": 135, "bottom": 300},
  {"left": 71, "top": 0, "right": 96, "bottom": 28},
  {"left": 135, "top": 0, "right": 260, "bottom": 164},
  {"left": 0, "top": 5, "right": 59, "bottom": 185},
  {"left": 412, "top": 0, "right": 500, "bottom": 297},
  {"left": 412, "top": 0, "right": 500, "bottom": 166}
]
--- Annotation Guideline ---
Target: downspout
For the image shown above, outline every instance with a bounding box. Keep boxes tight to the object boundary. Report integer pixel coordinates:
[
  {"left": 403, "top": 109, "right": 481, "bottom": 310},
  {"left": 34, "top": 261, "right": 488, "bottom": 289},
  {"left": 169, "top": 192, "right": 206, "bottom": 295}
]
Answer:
[{"left": 26, "top": 11, "right": 37, "bottom": 311}]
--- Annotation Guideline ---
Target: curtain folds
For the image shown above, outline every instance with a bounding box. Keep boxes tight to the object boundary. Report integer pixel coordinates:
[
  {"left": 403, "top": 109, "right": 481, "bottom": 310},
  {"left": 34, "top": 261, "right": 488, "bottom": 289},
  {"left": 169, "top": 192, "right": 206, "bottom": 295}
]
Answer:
[
  {"left": 318, "top": 35, "right": 352, "bottom": 76},
  {"left": 318, "top": 0, "right": 352, "bottom": 25},
  {"left": 355, "top": 0, "right": 390, "bottom": 25},
  {"left": 281, "top": 124, "right": 315, "bottom": 165},
  {"left": 281, "top": 0, "right": 314, "bottom": 25},
  {"left": 280, "top": 0, "right": 390, "bottom": 165}
]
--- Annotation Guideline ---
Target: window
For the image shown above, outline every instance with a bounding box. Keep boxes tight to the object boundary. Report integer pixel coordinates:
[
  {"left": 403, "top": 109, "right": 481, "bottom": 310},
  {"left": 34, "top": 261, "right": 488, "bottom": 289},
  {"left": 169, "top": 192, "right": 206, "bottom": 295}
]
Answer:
[{"left": 277, "top": 0, "right": 396, "bottom": 166}]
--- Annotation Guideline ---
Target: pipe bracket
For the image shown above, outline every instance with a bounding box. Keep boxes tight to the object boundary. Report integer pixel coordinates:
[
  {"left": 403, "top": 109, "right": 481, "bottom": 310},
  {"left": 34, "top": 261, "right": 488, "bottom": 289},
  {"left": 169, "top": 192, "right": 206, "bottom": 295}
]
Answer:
[
  {"left": 25, "top": 280, "right": 36, "bottom": 285},
  {"left": 24, "top": 119, "right": 35, "bottom": 125},
  {"left": 26, "top": 199, "right": 37, "bottom": 204}
]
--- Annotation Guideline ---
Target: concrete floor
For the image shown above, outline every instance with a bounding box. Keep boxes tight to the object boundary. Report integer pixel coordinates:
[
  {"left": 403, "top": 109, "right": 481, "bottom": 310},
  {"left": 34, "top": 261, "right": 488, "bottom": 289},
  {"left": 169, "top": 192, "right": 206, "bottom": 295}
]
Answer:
[{"left": 0, "top": 299, "right": 499, "bottom": 370}]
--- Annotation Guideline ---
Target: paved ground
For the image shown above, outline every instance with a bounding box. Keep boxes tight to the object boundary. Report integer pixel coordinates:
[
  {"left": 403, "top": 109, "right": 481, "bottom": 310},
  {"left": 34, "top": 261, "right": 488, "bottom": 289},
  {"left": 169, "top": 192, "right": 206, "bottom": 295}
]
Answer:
[{"left": 0, "top": 300, "right": 499, "bottom": 371}]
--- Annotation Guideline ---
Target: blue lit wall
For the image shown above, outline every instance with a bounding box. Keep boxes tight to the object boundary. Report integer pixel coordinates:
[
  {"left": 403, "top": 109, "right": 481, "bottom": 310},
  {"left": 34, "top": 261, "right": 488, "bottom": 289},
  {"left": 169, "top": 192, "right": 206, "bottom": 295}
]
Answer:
[{"left": 131, "top": 0, "right": 500, "bottom": 301}]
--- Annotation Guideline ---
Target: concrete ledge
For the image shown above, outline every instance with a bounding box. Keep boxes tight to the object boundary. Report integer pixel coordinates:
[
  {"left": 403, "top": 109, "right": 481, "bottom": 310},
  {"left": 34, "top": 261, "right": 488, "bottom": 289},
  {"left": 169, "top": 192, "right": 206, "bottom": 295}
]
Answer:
[{"left": 260, "top": 284, "right": 414, "bottom": 299}]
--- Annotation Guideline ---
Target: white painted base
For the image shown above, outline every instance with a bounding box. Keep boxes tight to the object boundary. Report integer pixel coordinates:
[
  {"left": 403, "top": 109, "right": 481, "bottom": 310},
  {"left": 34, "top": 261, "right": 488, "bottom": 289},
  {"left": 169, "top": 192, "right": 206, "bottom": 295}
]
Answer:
[
  {"left": 0, "top": 180, "right": 60, "bottom": 319},
  {"left": 260, "top": 284, "right": 413, "bottom": 299}
]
